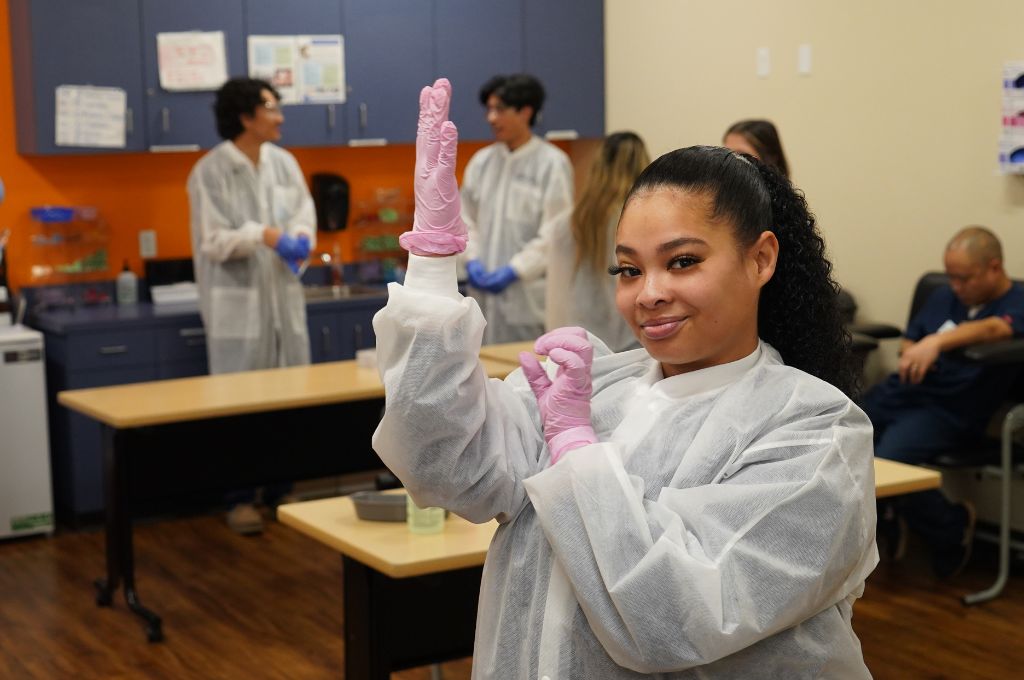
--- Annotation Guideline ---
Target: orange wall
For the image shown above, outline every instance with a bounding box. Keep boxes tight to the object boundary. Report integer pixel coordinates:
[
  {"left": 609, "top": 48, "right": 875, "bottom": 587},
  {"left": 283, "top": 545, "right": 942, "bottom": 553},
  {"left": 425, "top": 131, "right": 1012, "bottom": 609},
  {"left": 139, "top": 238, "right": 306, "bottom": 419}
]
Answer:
[{"left": 0, "top": 0, "right": 491, "bottom": 292}]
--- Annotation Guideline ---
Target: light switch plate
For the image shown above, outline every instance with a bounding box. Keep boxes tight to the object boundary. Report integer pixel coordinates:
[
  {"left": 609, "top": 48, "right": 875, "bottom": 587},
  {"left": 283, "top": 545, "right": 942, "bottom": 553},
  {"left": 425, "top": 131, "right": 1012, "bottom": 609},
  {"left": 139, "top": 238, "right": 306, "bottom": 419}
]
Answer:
[
  {"left": 139, "top": 229, "right": 157, "bottom": 258},
  {"left": 798, "top": 44, "right": 812, "bottom": 75},
  {"left": 756, "top": 47, "right": 771, "bottom": 78}
]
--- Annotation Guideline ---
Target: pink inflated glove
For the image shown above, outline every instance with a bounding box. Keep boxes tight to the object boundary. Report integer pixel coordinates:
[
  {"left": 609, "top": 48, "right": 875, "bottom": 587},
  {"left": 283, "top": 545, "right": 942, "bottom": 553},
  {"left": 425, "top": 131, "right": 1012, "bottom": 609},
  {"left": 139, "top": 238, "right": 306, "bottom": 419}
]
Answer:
[
  {"left": 519, "top": 327, "right": 598, "bottom": 464},
  {"left": 399, "top": 78, "right": 468, "bottom": 257}
]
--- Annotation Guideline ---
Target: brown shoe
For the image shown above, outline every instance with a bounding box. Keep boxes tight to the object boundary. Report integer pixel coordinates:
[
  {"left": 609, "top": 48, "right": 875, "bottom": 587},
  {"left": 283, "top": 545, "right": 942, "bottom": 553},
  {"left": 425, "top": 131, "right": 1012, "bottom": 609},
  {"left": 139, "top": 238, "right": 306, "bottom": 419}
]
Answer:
[{"left": 226, "top": 503, "right": 264, "bottom": 535}]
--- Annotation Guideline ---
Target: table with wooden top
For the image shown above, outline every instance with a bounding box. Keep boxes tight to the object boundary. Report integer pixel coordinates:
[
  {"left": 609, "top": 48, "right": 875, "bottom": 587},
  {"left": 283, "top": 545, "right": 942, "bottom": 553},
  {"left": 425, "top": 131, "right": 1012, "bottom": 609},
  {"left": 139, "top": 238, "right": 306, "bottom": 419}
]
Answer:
[
  {"left": 57, "top": 356, "right": 516, "bottom": 642},
  {"left": 279, "top": 496, "right": 496, "bottom": 679},
  {"left": 279, "top": 458, "right": 938, "bottom": 676}
]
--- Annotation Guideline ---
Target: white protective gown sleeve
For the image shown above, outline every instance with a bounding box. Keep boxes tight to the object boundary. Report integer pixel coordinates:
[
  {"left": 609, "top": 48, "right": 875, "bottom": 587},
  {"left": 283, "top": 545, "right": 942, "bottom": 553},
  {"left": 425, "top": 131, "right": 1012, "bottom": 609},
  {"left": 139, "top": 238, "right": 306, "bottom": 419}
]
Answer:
[
  {"left": 373, "top": 255, "right": 878, "bottom": 679},
  {"left": 187, "top": 141, "right": 315, "bottom": 373},
  {"left": 458, "top": 137, "right": 573, "bottom": 343}
]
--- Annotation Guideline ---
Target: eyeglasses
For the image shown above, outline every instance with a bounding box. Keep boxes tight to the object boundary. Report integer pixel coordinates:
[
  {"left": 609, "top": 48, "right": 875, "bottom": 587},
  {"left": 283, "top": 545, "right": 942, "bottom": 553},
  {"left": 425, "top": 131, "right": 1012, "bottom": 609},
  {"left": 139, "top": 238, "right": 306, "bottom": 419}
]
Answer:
[
  {"left": 485, "top": 103, "right": 511, "bottom": 116},
  {"left": 260, "top": 100, "right": 282, "bottom": 113}
]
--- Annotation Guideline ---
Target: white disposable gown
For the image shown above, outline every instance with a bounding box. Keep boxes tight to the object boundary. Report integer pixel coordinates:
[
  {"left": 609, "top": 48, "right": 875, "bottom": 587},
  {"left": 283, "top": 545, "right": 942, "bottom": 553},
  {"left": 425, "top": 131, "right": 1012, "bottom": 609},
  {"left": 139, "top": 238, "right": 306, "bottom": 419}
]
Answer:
[
  {"left": 545, "top": 209, "right": 639, "bottom": 352},
  {"left": 461, "top": 136, "right": 574, "bottom": 344},
  {"left": 187, "top": 141, "right": 316, "bottom": 374},
  {"left": 373, "top": 255, "right": 878, "bottom": 679}
]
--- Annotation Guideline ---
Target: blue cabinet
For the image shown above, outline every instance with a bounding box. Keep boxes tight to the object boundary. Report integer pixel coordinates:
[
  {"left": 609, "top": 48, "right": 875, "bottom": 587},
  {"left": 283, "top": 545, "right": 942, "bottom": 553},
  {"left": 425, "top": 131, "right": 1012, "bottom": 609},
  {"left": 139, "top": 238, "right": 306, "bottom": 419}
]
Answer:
[
  {"left": 434, "top": 0, "right": 524, "bottom": 141},
  {"left": 9, "top": 0, "right": 146, "bottom": 154},
  {"left": 341, "top": 0, "right": 435, "bottom": 145},
  {"left": 139, "top": 0, "right": 245, "bottom": 150},
  {"left": 306, "top": 298, "right": 380, "bottom": 363},
  {"left": 524, "top": 0, "right": 605, "bottom": 140},
  {"left": 244, "top": 0, "right": 347, "bottom": 147}
]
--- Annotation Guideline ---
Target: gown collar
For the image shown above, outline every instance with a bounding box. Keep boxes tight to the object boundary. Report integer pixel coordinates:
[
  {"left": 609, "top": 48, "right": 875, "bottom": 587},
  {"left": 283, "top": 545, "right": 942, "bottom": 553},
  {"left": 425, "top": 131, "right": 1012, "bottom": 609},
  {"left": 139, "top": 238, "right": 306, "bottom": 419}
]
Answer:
[{"left": 638, "top": 342, "right": 763, "bottom": 400}]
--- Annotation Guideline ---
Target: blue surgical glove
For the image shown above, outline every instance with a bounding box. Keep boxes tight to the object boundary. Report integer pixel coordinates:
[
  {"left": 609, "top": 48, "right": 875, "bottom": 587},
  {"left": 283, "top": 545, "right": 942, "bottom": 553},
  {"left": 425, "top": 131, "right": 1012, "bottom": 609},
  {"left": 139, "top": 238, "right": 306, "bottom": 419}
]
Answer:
[
  {"left": 465, "top": 259, "right": 488, "bottom": 289},
  {"left": 275, "top": 233, "right": 311, "bottom": 260},
  {"left": 480, "top": 265, "right": 517, "bottom": 293}
]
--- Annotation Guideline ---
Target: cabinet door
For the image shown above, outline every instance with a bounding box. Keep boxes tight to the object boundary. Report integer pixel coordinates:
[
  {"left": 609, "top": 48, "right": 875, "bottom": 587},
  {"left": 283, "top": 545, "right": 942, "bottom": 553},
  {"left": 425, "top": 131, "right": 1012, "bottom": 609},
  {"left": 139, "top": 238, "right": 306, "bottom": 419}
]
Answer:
[
  {"left": 306, "top": 308, "right": 346, "bottom": 363},
  {"left": 343, "top": 305, "right": 378, "bottom": 355},
  {"left": 523, "top": 0, "right": 605, "bottom": 139},
  {"left": 244, "top": 0, "right": 346, "bottom": 147},
  {"left": 140, "top": 0, "right": 245, "bottom": 150},
  {"left": 342, "top": 0, "right": 434, "bottom": 145},
  {"left": 434, "top": 0, "right": 523, "bottom": 142},
  {"left": 9, "top": 0, "right": 146, "bottom": 154}
]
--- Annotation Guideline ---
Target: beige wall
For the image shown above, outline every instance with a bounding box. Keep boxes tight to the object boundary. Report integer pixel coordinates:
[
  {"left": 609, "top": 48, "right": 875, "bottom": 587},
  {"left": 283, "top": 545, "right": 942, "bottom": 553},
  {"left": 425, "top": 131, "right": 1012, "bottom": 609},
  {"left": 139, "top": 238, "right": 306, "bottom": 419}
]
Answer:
[{"left": 605, "top": 0, "right": 1024, "bottom": 373}]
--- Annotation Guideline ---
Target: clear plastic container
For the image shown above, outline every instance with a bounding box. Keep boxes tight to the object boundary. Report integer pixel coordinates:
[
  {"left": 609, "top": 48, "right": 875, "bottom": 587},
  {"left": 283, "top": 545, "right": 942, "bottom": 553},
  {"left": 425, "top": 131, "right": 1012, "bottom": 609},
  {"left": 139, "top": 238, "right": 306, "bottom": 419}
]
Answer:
[{"left": 406, "top": 495, "right": 445, "bottom": 534}]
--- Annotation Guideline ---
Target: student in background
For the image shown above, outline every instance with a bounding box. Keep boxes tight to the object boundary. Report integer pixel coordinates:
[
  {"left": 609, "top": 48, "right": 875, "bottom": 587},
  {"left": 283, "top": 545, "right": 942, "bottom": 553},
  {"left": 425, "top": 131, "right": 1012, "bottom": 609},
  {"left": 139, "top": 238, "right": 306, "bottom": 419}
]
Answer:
[
  {"left": 723, "top": 119, "right": 790, "bottom": 178},
  {"left": 546, "top": 131, "right": 650, "bottom": 351},
  {"left": 460, "top": 73, "right": 574, "bottom": 344},
  {"left": 187, "top": 77, "right": 314, "bottom": 534}
]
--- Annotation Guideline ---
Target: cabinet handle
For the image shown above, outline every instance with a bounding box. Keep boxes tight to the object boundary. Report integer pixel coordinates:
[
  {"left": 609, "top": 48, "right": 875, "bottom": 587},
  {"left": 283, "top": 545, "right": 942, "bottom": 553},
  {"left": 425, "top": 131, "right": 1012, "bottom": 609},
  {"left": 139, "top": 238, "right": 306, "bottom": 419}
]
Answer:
[
  {"left": 98, "top": 345, "right": 128, "bottom": 355},
  {"left": 353, "top": 323, "right": 363, "bottom": 349},
  {"left": 178, "top": 327, "right": 205, "bottom": 338},
  {"left": 359, "top": 103, "right": 367, "bottom": 133},
  {"left": 322, "top": 326, "right": 331, "bottom": 353},
  {"left": 161, "top": 107, "right": 170, "bottom": 133},
  {"left": 328, "top": 103, "right": 336, "bottom": 130},
  {"left": 126, "top": 107, "right": 133, "bottom": 135}
]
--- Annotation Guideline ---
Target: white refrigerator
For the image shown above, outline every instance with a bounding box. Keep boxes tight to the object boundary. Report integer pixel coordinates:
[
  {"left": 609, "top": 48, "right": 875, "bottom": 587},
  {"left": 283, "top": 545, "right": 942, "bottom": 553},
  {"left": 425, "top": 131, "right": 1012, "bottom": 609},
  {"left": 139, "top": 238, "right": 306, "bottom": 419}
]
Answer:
[{"left": 0, "top": 325, "right": 54, "bottom": 537}]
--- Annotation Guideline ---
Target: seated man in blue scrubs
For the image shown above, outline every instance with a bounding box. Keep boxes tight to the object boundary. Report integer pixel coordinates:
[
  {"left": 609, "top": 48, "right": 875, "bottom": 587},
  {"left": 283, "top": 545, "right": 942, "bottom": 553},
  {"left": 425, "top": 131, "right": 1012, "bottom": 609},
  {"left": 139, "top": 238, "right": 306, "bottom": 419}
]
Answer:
[{"left": 861, "top": 226, "right": 1024, "bottom": 577}]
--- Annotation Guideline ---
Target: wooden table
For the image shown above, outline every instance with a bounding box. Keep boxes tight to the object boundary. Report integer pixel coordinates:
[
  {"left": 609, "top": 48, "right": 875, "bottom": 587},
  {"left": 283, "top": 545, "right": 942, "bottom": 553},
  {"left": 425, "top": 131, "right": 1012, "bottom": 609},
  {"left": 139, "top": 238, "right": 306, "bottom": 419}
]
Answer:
[
  {"left": 281, "top": 458, "right": 939, "bottom": 675},
  {"left": 57, "top": 356, "right": 516, "bottom": 642},
  {"left": 874, "top": 458, "right": 941, "bottom": 497},
  {"left": 279, "top": 496, "right": 496, "bottom": 679},
  {"left": 476, "top": 340, "right": 535, "bottom": 367}
]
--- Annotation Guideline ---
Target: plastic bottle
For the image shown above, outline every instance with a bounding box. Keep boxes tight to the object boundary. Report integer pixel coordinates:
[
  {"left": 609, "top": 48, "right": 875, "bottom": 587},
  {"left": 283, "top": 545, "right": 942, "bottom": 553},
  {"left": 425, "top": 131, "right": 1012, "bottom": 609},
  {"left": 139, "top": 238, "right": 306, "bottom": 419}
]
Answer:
[
  {"left": 406, "top": 494, "right": 445, "bottom": 534},
  {"left": 116, "top": 260, "right": 138, "bottom": 305}
]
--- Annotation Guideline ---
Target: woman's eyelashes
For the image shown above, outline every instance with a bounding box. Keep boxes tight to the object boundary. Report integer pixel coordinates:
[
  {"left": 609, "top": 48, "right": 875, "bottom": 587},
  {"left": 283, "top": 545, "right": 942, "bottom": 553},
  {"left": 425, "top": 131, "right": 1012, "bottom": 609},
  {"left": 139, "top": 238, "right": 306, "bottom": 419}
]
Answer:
[{"left": 608, "top": 254, "right": 702, "bottom": 278}]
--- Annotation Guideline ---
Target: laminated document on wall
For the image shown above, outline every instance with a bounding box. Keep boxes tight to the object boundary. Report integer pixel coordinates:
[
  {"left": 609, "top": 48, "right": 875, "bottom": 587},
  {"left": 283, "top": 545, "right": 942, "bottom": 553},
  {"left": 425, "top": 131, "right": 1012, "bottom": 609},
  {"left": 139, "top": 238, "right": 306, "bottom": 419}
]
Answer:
[
  {"left": 54, "top": 85, "right": 126, "bottom": 148},
  {"left": 248, "top": 35, "right": 345, "bottom": 105},
  {"left": 157, "top": 31, "right": 228, "bottom": 91}
]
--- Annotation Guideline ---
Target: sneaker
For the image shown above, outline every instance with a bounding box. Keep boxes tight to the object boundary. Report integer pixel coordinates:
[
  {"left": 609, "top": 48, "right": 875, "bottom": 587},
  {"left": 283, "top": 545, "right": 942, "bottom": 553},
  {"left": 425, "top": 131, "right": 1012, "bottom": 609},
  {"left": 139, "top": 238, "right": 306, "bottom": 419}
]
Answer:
[
  {"left": 931, "top": 501, "right": 976, "bottom": 579},
  {"left": 226, "top": 503, "right": 264, "bottom": 535}
]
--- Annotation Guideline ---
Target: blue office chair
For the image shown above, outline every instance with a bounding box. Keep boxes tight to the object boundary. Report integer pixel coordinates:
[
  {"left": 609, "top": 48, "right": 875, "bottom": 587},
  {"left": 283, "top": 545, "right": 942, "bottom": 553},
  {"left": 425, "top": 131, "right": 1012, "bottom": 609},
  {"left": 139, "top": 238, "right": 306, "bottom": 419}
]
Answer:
[{"left": 855, "top": 272, "right": 1024, "bottom": 604}]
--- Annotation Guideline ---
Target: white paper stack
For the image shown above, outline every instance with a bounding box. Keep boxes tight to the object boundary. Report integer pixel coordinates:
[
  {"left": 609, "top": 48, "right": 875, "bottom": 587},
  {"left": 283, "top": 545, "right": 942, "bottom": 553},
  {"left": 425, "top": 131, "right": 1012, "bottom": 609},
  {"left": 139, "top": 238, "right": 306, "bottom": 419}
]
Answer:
[{"left": 151, "top": 282, "right": 199, "bottom": 305}]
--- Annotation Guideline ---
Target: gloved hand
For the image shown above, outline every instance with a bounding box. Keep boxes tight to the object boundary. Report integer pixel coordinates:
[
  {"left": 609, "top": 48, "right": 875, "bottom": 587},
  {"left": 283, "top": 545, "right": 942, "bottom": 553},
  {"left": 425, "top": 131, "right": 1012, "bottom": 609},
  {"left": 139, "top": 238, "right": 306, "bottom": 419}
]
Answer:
[
  {"left": 478, "top": 265, "right": 518, "bottom": 293},
  {"left": 465, "top": 259, "right": 488, "bottom": 289},
  {"left": 274, "top": 233, "right": 310, "bottom": 275},
  {"left": 519, "top": 327, "right": 598, "bottom": 464},
  {"left": 399, "top": 78, "right": 468, "bottom": 257}
]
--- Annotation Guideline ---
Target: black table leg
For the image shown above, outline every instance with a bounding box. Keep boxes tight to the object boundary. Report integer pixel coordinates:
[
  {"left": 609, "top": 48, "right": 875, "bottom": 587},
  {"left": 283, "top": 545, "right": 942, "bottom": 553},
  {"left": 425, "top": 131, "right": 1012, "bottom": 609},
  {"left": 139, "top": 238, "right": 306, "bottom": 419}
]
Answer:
[
  {"left": 94, "top": 425, "right": 163, "bottom": 642},
  {"left": 342, "top": 555, "right": 481, "bottom": 678}
]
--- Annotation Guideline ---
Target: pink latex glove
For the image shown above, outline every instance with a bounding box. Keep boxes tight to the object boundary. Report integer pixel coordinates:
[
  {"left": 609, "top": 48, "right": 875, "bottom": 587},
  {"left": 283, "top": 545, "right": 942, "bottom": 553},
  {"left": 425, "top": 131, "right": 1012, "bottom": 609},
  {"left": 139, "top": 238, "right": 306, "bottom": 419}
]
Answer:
[
  {"left": 399, "top": 78, "right": 468, "bottom": 256},
  {"left": 519, "top": 327, "right": 598, "bottom": 464}
]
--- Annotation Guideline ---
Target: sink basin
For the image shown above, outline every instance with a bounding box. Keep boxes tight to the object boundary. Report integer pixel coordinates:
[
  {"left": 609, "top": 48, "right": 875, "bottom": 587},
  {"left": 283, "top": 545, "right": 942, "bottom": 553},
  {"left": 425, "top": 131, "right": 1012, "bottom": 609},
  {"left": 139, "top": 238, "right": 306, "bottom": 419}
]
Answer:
[{"left": 303, "top": 284, "right": 386, "bottom": 301}]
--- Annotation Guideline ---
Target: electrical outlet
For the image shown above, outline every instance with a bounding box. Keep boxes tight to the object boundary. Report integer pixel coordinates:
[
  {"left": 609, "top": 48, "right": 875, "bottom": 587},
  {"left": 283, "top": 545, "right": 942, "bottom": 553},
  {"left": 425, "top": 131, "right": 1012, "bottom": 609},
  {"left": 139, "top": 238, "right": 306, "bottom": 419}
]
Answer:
[{"left": 139, "top": 230, "right": 157, "bottom": 258}]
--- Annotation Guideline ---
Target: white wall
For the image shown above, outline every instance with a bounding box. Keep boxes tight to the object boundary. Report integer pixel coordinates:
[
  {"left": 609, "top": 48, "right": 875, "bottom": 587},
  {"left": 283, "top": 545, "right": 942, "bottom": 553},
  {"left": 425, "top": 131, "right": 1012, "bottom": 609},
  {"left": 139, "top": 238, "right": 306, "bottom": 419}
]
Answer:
[{"left": 605, "top": 0, "right": 1024, "bottom": 372}]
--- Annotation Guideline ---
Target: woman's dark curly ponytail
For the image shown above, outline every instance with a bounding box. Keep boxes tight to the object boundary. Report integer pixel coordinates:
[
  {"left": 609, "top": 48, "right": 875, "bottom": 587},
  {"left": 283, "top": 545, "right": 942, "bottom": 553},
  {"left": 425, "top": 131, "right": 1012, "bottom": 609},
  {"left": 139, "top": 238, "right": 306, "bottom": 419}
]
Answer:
[
  {"left": 626, "top": 145, "right": 859, "bottom": 396},
  {"left": 750, "top": 161, "right": 859, "bottom": 396}
]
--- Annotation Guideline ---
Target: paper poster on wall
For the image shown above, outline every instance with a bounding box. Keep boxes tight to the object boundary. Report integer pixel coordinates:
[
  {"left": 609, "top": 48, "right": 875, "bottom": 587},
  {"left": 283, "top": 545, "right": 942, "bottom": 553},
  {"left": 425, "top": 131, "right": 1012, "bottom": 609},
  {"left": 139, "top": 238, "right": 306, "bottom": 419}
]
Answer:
[
  {"left": 248, "top": 35, "right": 345, "bottom": 105},
  {"left": 55, "top": 85, "right": 126, "bottom": 148},
  {"left": 157, "top": 31, "right": 228, "bottom": 91}
]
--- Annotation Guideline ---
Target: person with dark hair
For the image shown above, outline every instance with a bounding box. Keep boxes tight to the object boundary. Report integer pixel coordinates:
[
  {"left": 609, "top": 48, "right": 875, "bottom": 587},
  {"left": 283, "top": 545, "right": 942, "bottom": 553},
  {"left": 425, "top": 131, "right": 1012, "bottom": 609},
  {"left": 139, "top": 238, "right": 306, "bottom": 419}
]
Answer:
[
  {"left": 187, "top": 77, "right": 315, "bottom": 534},
  {"left": 375, "top": 80, "right": 876, "bottom": 677},
  {"left": 723, "top": 119, "right": 790, "bottom": 178},
  {"left": 546, "top": 131, "right": 650, "bottom": 351},
  {"left": 460, "top": 73, "right": 573, "bottom": 343},
  {"left": 863, "top": 226, "right": 1024, "bottom": 577}
]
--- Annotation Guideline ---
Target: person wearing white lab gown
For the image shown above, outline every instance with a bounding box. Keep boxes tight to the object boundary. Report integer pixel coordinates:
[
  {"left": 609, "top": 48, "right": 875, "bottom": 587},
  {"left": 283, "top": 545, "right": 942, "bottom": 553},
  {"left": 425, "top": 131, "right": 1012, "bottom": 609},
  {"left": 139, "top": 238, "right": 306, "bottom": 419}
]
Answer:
[
  {"left": 461, "top": 74, "right": 574, "bottom": 344},
  {"left": 546, "top": 131, "right": 650, "bottom": 352},
  {"left": 187, "top": 77, "right": 315, "bottom": 534},
  {"left": 379, "top": 80, "right": 877, "bottom": 678},
  {"left": 187, "top": 77, "right": 316, "bottom": 376}
]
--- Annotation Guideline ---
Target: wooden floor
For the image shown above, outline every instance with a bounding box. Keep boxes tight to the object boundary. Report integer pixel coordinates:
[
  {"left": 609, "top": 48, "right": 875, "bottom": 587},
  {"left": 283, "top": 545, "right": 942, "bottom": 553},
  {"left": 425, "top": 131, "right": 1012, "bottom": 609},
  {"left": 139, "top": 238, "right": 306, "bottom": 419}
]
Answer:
[{"left": 0, "top": 512, "right": 1020, "bottom": 679}]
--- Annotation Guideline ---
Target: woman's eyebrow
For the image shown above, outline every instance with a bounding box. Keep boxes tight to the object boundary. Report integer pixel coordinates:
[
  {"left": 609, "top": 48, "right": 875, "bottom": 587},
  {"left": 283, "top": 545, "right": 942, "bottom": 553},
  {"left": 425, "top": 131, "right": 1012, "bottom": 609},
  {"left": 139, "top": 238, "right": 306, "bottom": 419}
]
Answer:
[{"left": 615, "top": 237, "right": 707, "bottom": 256}]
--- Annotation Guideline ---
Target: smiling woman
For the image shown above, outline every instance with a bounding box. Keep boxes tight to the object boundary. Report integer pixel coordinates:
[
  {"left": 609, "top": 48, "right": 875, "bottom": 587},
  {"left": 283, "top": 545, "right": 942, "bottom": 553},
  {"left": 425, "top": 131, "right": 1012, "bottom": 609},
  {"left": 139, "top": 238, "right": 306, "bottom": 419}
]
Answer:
[{"left": 372, "top": 80, "right": 878, "bottom": 678}]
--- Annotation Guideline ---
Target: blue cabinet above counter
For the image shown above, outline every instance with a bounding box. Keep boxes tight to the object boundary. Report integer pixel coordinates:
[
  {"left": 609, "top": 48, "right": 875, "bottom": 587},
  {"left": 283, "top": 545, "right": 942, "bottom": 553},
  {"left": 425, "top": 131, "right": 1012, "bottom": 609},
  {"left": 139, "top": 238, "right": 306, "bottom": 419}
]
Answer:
[{"left": 8, "top": 0, "right": 605, "bottom": 154}]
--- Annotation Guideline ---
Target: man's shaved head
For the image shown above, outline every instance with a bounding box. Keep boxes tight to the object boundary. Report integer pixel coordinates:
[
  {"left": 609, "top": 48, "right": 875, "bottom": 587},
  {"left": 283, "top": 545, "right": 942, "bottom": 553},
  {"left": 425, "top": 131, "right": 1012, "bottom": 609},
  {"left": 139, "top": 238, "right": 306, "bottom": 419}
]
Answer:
[{"left": 947, "top": 226, "right": 1003, "bottom": 266}]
